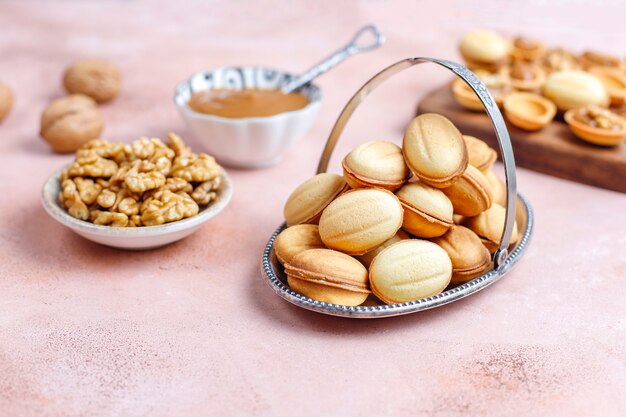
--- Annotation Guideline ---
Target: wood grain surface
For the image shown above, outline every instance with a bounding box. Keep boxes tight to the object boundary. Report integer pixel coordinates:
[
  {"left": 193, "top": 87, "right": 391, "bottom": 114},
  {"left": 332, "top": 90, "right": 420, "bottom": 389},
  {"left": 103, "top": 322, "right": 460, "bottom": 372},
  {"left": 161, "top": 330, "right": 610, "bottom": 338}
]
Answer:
[{"left": 418, "top": 84, "right": 626, "bottom": 193}]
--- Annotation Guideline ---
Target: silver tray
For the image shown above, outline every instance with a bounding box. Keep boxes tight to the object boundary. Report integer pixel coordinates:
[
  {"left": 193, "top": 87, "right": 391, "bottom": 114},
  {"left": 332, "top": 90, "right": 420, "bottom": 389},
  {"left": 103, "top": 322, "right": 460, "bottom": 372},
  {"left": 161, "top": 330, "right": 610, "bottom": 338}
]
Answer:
[{"left": 261, "top": 57, "right": 533, "bottom": 318}]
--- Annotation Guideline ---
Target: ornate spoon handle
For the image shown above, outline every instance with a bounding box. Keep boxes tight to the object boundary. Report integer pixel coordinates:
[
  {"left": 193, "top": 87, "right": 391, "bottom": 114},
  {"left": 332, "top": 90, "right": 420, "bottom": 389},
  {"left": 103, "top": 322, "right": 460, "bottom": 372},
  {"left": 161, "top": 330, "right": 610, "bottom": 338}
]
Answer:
[{"left": 281, "top": 25, "right": 385, "bottom": 94}]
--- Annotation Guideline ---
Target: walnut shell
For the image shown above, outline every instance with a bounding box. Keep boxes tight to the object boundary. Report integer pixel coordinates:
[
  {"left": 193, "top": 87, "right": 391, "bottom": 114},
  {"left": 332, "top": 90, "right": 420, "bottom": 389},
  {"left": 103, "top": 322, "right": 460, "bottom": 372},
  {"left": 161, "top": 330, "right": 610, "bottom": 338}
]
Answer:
[
  {"left": 63, "top": 59, "right": 121, "bottom": 103},
  {"left": 0, "top": 82, "right": 13, "bottom": 122},
  {"left": 40, "top": 94, "right": 104, "bottom": 153}
]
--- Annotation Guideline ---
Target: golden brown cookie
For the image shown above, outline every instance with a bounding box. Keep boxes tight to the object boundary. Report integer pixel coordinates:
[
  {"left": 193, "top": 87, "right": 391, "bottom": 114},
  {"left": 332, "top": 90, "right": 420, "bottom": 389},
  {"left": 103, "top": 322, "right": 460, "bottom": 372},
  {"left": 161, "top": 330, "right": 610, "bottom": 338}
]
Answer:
[
  {"left": 358, "top": 230, "right": 410, "bottom": 268},
  {"left": 274, "top": 224, "right": 325, "bottom": 266},
  {"left": 283, "top": 173, "right": 348, "bottom": 226},
  {"left": 63, "top": 59, "right": 121, "bottom": 103},
  {"left": 285, "top": 248, "right": 369, "bottom": 306},
  {"left": 40, "top": 94, "right": 104, "bottom": 153},
  {"left": 403, "top": 113, "right": 468, "bottom": 188},
  {"left": 462, "top": 204, "right": 519, "bottom": 254},
  {"left": 318, "top": 188, "right": 403, "bottom": 255},
  {"left": 369, "top": 239, "right": 452, "bottom": 304},
  {"left": 463, "top": 135, "right": 497, "bottom": 172},
  {"left": 484, "top": 170, "right": 506, "bottom": 207},
  {"left": 342, "top": 140, "right": 411, "bottom": 190},
  {"left": 459, "top": 29, "right": 510, "bottom": 71},
  {"left": 442, "top": 165, "right": 493, "bottom": 216},
  {"left": 0, "top": 82, "right": 13, "bottom": 122},
  {"left": 588, "top": 67, "right": 626, "bottom": 106},
  {"left": 395, "top": 182, "right": 454, "bottom": 238},
  {"left": 432, "top": 225, "right": 491, "bottom": 284},
  {"left": 543, "top": 70, "right": 609, "bottom": 111}
]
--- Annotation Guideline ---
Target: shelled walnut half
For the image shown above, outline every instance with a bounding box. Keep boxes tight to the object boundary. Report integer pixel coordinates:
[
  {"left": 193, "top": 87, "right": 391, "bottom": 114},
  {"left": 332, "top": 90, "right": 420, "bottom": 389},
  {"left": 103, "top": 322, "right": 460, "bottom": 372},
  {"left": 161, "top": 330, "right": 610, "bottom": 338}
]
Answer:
[{"left": 58, "top": 133, "right": 223, "bottom": 227}]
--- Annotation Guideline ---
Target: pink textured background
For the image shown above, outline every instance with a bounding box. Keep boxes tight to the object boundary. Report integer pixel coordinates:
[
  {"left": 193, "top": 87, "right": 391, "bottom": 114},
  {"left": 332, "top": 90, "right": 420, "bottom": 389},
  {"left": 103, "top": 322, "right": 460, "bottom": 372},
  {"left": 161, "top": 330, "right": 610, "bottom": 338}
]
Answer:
[{"left": 1, "top": 1, "right": 625, "bottom": 416}]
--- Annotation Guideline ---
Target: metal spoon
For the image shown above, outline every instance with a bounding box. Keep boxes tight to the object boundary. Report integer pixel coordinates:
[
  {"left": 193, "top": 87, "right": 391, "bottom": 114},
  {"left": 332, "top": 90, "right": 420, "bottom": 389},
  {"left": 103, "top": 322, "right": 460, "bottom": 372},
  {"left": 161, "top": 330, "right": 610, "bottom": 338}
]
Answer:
[{"left": 281, "top": 24, "right": 385, "bottom": 94}]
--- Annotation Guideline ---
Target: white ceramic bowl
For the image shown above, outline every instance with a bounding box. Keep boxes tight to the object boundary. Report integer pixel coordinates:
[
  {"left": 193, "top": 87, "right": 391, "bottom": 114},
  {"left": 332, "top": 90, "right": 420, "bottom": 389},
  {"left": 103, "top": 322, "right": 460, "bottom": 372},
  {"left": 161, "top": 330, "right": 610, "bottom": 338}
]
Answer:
[
  {"left": 41, "top": 166, "right": 233, "bottom": 250},
  {"left": 174, "top": 67, "right": 322, "bottom": 168}
]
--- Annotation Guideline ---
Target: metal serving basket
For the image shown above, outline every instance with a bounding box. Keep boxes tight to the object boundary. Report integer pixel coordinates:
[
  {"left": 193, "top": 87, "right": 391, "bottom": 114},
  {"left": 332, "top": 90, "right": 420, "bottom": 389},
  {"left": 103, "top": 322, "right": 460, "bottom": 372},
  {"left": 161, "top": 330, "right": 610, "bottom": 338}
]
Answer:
[{"left": 261, "top": 57, "right": 533, "bottom": 318}]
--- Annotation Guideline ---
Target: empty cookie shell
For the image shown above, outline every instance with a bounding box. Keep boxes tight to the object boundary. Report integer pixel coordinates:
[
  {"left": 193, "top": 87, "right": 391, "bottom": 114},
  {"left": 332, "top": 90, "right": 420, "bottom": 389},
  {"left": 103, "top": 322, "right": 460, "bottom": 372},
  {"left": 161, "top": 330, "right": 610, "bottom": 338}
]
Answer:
[
  {"left": 285, "top": 248, "right": 370, "bottom": 306},
  {"left": 432, "top": 225, "right": 491, "bottom": 284},
  {"left": 274, "top": 224, "right": 325, "bottom": 266},
  {"left": 578, "top": 51, "right": 623, "bottom": 70},
  {"left": 342, "top": 140, "right": 411, "bottom": 190},
  {"left": 462, "top": 204, "right": 519, "bottom": 254},
  {"left": 463, "top": 135, "right": 497, "bottom": 172},
  {"left": 358, "top": 230, "right": 410, "bottom": 268},
  {"left": 543, "top": 70, "right": 609, "bottom": 111},
  {"left": 508, "top": 61, "right": 546, "bottom": 92},
  {"left": 318, "top": 188, "right": 403, "bottom": 255},
  {"left": 369, "top": 239, "right": 452, "bottom": 304},
  {"left": 403, "top": 113, "right": 468, "bottom": 188},
  {"left": 503, "top": 92, "right": 557, "bottom": 131},
  {"left": 283, "top": 173, "right": 349, "bottom": 226},
  {"left": 395, "top": 182, "right": 454, "bottom": 238},
  {"left": 484, "top": 170, "right": 507, "bottom": 206},
  {"left": 510, "top": 37, "right": 546, "bottom": 62}
]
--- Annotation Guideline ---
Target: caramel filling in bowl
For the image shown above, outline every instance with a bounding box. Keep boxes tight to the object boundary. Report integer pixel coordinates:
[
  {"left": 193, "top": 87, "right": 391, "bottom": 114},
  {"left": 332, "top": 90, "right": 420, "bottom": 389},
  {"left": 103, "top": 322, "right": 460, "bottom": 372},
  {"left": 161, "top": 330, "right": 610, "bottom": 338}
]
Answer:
[{"left": 188, "top": 88, "right": 309, "bottom": 118}]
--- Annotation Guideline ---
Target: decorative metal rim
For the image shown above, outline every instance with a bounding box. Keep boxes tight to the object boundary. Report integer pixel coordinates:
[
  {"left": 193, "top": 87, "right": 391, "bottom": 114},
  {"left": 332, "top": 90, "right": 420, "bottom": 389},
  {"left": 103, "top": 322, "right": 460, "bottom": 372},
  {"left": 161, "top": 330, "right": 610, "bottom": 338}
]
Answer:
[{"left": 261, "top": 194, "right": 533, "bottom": 318}]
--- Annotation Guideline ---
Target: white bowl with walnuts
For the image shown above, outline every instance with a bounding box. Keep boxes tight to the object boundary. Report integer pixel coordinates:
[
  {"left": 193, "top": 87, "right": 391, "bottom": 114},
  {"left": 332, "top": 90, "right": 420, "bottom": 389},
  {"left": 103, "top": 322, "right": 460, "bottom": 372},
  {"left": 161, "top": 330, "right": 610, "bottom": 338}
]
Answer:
[{"left": 41, "top": 133, "right": 233, "bottom": 250}]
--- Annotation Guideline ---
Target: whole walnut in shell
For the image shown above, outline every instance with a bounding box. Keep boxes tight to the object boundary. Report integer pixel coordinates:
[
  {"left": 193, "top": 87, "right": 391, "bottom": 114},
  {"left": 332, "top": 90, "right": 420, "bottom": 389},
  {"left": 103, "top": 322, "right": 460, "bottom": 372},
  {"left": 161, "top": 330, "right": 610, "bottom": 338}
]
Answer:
[
  {"left": 0, "top": 82, "right": 13, "bottom": 122},
  {"left": 63, "top": 59, "right": 121, "bottom": 103},
  {"left": 40, "top": 94, "right": 104, "bottom": 153}
]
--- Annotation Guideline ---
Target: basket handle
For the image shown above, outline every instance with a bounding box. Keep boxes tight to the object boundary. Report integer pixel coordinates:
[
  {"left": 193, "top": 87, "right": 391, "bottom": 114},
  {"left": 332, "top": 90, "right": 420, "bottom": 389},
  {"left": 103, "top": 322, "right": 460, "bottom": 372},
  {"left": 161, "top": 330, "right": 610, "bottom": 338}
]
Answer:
[{"left": 315, "top": 57, "right": 517, "bottom": 269}]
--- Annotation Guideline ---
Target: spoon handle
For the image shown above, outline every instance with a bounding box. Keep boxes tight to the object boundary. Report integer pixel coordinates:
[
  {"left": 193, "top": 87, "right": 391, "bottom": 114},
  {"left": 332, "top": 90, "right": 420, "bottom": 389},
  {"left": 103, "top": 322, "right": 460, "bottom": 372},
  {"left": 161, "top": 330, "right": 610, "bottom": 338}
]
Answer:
[{"left": 281, "top": 25, "right": 385, "bottom": 94}]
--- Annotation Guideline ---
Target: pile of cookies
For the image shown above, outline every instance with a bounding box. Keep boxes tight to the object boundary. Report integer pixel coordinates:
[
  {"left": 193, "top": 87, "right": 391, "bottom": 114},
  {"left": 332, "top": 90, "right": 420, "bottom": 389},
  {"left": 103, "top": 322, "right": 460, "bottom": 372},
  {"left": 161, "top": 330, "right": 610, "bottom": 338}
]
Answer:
[
  {"left": 40, "top": 59, "right": 121, "bottom": 152},
  {"left": 58, "top": 133, "right": 223, "bottom": 227},
  {"left": 273, "top": 113, "right": 519, "bottom": 306},
  {"left": 454, "top": 29, "right": 626, "bottom": 146}
]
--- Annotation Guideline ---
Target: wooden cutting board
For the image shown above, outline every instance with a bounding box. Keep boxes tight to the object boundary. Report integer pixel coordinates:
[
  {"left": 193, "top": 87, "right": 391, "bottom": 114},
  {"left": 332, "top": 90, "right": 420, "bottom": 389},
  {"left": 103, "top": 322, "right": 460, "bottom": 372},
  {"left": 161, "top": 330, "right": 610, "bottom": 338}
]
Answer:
[{"left": 417, "top": 84, "right": 626, "bottom": 193}]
